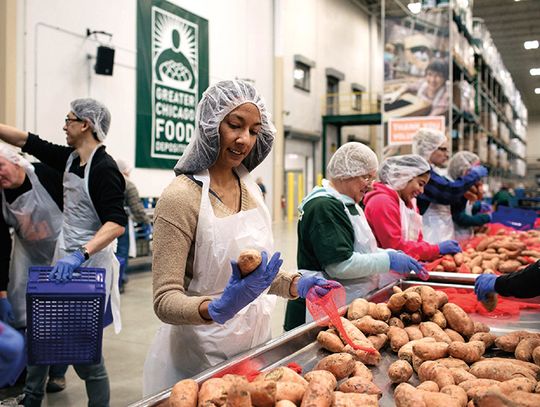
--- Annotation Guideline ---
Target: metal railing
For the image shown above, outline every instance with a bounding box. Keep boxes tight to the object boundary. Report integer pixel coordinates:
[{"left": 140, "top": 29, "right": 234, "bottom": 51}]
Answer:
[{"left": 321, "top": 91, "right": 382, "bottom": 116}]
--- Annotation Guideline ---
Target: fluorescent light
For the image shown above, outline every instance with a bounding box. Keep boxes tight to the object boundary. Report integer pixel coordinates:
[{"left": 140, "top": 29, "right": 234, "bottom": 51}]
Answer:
[
  {"left": 524, "top": 40, "right": 539, "bottom": 50},
  {"left": 407, "top": 2, "right": 421, "bottom": 14},
  {"left": 535, "top": 88, "right": 540, "bottom": 95},
  {"left": 531, "top": 68, "right": 540, "bottom": 76}
]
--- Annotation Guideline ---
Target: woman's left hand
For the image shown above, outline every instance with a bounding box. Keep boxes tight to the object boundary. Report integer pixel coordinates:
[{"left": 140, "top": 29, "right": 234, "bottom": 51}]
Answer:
[{"left": 296, "top": 276, "right": 342, "bottom": 299}]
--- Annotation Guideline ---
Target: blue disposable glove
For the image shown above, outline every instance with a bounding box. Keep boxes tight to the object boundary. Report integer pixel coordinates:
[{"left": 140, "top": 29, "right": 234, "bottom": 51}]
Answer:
[
  {"left": 0, "top": 321, "right": 25, "bottom": 388},
  {"left": 296, "top": 275, "right": 343, "bottom": 299},
  {"left": 208, "top": 251, "right": 283, "bottom": 324},
  {"left": 388, "top": 251, "right": 429, "bottom": 280},
  {"left": 469, "top": 165, "right": 488, "bottom": 179},
  {"left": 438, "top": 240, "right": 462, "bottom": 255},
  {"left": 48, "top": 251, "right": 86, "bottom": 282},
  {"left": 474, "top": 274, "right": 497, "bottom": 302},
  {"left": 0, "top": 298, "right": 14, "bottom": 323},
  {"left": 479, "top": 202, "right": 492, "bottom": 213}
]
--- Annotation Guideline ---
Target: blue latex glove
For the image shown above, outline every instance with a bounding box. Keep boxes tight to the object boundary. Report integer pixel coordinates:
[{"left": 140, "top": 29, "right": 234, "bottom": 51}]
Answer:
[
  {"left": 208, "top": 251, "right": 283, "bottom": 324},
  {"left": 0, "top": 298, "right": 14, "bottom": 323},
  {"left": 296, "top": 276, "right": 343, "bottom": 299},
  {"left": 479, "top": 202, "right": 492, "bottom": 213},
  {"left": 388, "top": 251, "right": 429, "bottom": 280},
  {"left": 48, "top": 251, "right": 85, "bottom": 282},
  {"left": 474, "top": 274, "right": 497, "bottom": 302},
  {"left": 438, "top": 240, "right": 462, "bottom": 255},
  {"left": 469, "top": 165, "right": 488, "bottom": 179},
  {"left": 0, "top": 321, "right": 25, "bottom": 387}
]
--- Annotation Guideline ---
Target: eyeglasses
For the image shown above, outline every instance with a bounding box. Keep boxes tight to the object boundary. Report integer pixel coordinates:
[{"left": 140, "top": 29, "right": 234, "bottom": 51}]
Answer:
[
  {"left": 361, "top": 174, "right": 376, "bottom": 183},
  {"left": 64, "top": 117, "right": 83, "bottom": 125},
  {"left": 437, "top": 147, "right": 449, "bottom": 152}
]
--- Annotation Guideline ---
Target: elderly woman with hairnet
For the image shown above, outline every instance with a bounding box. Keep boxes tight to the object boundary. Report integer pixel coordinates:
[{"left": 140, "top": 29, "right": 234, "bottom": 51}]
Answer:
[
  {"left": 447, "top": 152, "right": 491, "bottom": 240},
  {"left": 143, "top": 80, "right": 338, "bottom": 395},
  {"left": 0, "top": 98, "right": 126, "bottom": 406},
  {"left": 364, "top": 154, "right": 461, "bottom": 262},
  {"left": 412, "top": 128, "right": 488, "bottom": 244},
  {"left": 284, "top": 143, "right": 428, "bottom": 331}
]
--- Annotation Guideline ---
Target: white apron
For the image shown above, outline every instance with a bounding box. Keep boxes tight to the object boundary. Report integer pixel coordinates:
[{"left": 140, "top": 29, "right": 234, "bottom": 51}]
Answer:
[
  {"left": 304, "top": 181, "right": 380, "bottom": 308},
  {"left": 2, "top": 165, "right": 62, "bottom": 328},
  {"left": 422, "top": 202, "right": 454, "bottom": 244},
  {"left": 55, "top": 146, "right": 121, "bottom": 334},
  {"left": 400, "top": 198, "right": 422, "bottom": 242},
  {"left": 143, "top": 166, "right": 276, "bottom": 396},
  {"left": 454, "top": 201, "right": 474, "bottom": 241}
]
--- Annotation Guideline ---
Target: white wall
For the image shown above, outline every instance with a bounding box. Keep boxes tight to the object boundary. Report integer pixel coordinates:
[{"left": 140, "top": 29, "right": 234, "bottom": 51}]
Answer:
[
  {"left": 17, "top": 0, "right": 275, "bottom": 208},
  {"left": 526, "top": 116, "right": 540, "bottom": 164}
]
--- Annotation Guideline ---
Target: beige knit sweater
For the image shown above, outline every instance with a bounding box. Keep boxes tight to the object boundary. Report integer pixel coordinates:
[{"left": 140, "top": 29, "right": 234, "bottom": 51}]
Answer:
[{"left": 152, "top": 174, "right": 300, "bottom": 325}]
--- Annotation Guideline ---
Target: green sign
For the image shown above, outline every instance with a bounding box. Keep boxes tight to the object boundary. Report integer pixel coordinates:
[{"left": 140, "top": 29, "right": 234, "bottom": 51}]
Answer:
[{"left": 136, "top": 0, "right": 209, "bottom": 169}]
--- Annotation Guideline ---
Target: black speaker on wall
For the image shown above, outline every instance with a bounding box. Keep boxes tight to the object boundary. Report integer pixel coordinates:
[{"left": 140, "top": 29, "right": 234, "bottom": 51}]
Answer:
[{"left": 95, "top": 45, "right": 115, "bottom": 76}]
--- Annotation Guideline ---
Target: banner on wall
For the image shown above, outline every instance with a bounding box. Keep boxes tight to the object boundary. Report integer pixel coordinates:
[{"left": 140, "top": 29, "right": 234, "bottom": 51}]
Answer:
[
  {"left": 382, "top": 2, "right": 450, "bottom": 129},
  {"left": 388, "top": 116, "right": 445, "bottom": 145},
  {"left": 136, "top": 0, "right": 209, "bottom": 169}
]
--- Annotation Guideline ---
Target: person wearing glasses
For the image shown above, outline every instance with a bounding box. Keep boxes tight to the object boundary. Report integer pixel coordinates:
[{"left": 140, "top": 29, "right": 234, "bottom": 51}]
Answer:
[
  {"left": 412, "top": 128, "right": 488, "bottom": 244},
  {"left": 0, "top": 98, "right": 126, "bottom": 407},
  {"left": 364, "top": 154, "right": 461, "bottom": 262},
  {"left": 284, "top": 143, "right": 428, "bottom": 331}
]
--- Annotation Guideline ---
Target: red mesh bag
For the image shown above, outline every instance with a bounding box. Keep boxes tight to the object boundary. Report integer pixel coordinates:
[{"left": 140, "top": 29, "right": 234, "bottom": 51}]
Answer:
[{"left": 306, "top": 285, "right": 376, "bottom": 353}]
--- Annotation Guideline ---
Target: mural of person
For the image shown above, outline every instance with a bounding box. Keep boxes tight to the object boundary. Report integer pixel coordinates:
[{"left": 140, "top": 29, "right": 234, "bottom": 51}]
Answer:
[{"left": 154, "top": 28, "right": 196, "bottom": 90}]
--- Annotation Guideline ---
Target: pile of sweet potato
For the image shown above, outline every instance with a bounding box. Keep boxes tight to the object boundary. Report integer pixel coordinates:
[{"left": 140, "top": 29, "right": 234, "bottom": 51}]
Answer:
[{"left": 431, "top": 229, "right": 540, "bottom": 275}]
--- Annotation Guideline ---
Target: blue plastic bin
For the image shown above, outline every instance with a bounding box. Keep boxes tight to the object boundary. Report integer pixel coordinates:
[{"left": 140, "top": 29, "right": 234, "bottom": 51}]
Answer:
[
  {"left": 491, "top": 206, "right": 537, "bottom": 230},
  {"left": 26, "top": 267, "right": 106, "bottom": 365}
]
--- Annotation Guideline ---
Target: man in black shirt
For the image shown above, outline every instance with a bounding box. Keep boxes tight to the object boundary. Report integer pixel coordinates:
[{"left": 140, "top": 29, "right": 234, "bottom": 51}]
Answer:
[
  {"left": 0, "top": 97, "right": 127, "bottom": 407},
  {"left": 475, "top": 260, "right": 540, "bottom": 301}
]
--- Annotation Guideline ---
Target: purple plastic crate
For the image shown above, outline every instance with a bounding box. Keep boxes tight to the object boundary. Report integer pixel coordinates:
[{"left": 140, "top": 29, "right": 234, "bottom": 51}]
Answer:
[{"left": 26, "top": 266, "right": 106, "bottom": 365}]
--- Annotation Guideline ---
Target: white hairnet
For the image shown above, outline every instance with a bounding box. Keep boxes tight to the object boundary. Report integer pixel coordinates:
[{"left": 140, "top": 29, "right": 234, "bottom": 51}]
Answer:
[
  {"left": 71, "top": 98, "right": 111, "bottom": 142},
  {"left": 326, "top": 142, "right": 378, "bottom": 180},
  {"left": 174, "top": 80, "right": 276, "bottom": 175},
  {"left": 0, "top": 144, "right": 31, "bottom": 169},
  {"left": 115, "top": 159, "right": 132, "bottom": 175},
  {"left": 412, "top": 128, "right": 446, "bottom": 160},
  {"left": 448, "top": 151, "right": 479, "bottom": 180},
  {"left": 379, "top": 154, "right": 431, "bottom": 190}
]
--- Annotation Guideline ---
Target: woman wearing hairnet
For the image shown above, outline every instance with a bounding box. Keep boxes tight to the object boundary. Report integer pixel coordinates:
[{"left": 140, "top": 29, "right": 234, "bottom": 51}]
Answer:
[
  {"left": 447, "top": 152, "right": 491, "bottom": 240},
  {"left": 364, "top": 154, "right": 461, "bottom": 261},
  {"left": 143, "top": 80, "right": 338, "bottom": 395},
  {"left": 284, "top": 143, "right": 428, "bottom": 331},
  {"left": 412, "top": 128, "right": 488, "bottom": 244}
]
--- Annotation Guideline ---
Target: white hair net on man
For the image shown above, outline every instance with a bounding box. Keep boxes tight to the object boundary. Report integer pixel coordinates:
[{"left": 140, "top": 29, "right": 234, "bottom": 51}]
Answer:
[
  {"left": 379, "top": 154, "right": 431, "bottom": 190},
  {"left": 0, "top": 144, "right": 32, "bottom": 169},
  {"left": 71, "top": 98, "right": 111, "bottom": 142},
  {"left": 326, "top": 142, "right": 378, "bottom": 180},
  {"left": 174, "top": 80, "right": 276, "bottom": 175},
  {"left": 412, "top": 128, "right": 446, "bottom": 160},
  {"left": 448, "top": 151, "right": 479, "bottom": 180}
]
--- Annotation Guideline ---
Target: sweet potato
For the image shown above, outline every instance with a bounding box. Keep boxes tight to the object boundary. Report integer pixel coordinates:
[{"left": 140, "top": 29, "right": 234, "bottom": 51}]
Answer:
[
  {"left": 275, "top": 382, "right": 305, "bottom": 405},
  {"left": 303, "top": 370, "right": 336, "bottom": 390},
  {"left": 352, "top": 315, "right": 389, "bottom": 335},
  {"left": 255, "top": 366, "right": 308, "bottom": 387},
  {"left": 444, "top": 329, "right": 465, "bottom": 343},
  {"left": 388, "top": 292, "right": 407, "bottom": 314},
  {"left": 300, "top": 375, "right": 333, "bottom": 407},
  {"left": 404, "top": 291, "right": 422, "bottom": 313},
  {"left": 471, "top": 266, "right": 483, "bottom": 274},
  {"left": 469, "top": 359, "right": 537, "bottom": 381},
  {"left": 533, "top": 346, "right": 540, "bottom": 366},
  {"left": 419, "top": 321, "right": 452, "bottom": 343},
  {"left": 469, "top": 332, "right": 496, "bottom": 349},
  {"left": 332, "top": 391, "right": 378, "bottom": 407},
  {"left": 440, "top": 385, "right": 468, "bottom": 407},
  {"left": 350, "top": 361, "right": 373, "bottom": 381},
  {"left": 442, "top": 260, "right": 457, "bottom": 272},
  {"left": 413, "top": 341, "right": 449, "bottom": 360},
  {"left": 449, "top": 368, "right": 476, "bottom": 384},
  {"left": 515, "top": 338, "right": 540, "bottom": 362},
  {"left": 399, "top": 337, "right": 436, "bottom": 364},
  {"left": 473, "top": 389, "right": 540, "bottom": 407},
  {"left": 337, "top": 376, "right": 382, "bottom": 398},
  {"left": 458, "top": 378, "right": 500, "bottom": 394},
  {"left": 388, "top": 326, "right": 410, "bottom": 352},
  {"left": 495, "top": 331, "right": 539, "bottom": 353},
  {"left": 347, "top": 299, "right": 369, "bottom": 320},
  {"left": 442, "top": 303, "right": 475, "bottom": 337},
  {"left": 433, "top": 358, "right": 470, "bottom": 371},
  {"left": 367, "top": 333, "right": 387, "bottom": 350},
  {"left": 498, "top": 260, "right": 522, "bottom": 274},
  {"left": 405, "top": 325, "right": 424, "bottom": 341},
  {"left": 317, "top": 330, "right": 345, "bottom": 353},
  {"left": 483, "top": 357, "right": 540, "bottom": 375},
  {"left": 454, "top": 253, "right": 464, "bottom": 266},
  {"left": 496, "top": 377, "right": 537, "bottom": 394},
  {"left": 369, "top": 303, "right": 391, "bottom": 322},
  {"left": 274, "top": 401, "right": 295, "bottom": 407},
  {"left": 198, "top": 378, "right": 229, "bottom": 407},
  {"left": 170, "top": 379, "right": 198, "bottom": 407},
  {"left": 474, "top": 321, "right": 490, "bottom": 333},
  {"left": 237, "top": 250, "right": 262, "bottom": 276},
  {"left": 226, "top": 379, "right": 251, "bottom": 407},
  {"left": 430, "top": 310, "right": 447, "bottom": 329},
  {"left": 470, "top": 255, "right": 483, "bottom": 268},
  {"left": 476, "top": 237, "right": 495, "bottom": 251},
  {"left": 313, "top": 353, "right": 355, "bottom": 380},
  {"left": 394, "top": 383, "right": 427, "bottom": 407},
  {"left": 246, "top": 381, "right": 276, "bottom": 407},
  {"left": 389, "top": 317, "right": 405, "bottom": 328},
  {"left": 388, "top": 360, "right": 413, "bottom": 383},
  {"left": 410, "top": 312, "right": 422, "bottom": 325},
  {"left": 436, "top": 290, "right": 449, "bottom": 308},
  {"left": 417, "top": 360, "right": 455, "bottom": 389},
  {"left": 448, "top": 340, "right": 485, "bottom": 364},
  {"left": 339, "top": 318, "right": 381, "bottom": 365},
  {"left": 417, "top": 381, "right": 439, "bottom": 392}
]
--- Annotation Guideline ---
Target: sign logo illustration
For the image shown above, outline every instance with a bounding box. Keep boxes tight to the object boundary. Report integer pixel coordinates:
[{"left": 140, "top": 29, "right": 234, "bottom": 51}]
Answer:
[{"left": 151, "top": 6, "right": 198, "bottom": 159}]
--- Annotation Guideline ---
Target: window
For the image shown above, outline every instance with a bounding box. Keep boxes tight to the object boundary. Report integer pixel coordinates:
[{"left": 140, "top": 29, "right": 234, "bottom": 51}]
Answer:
[
  {"left": 351, "top": 83, "right": 366, "bottom": 112},
  {"left": 325, "top": 68, "right": 345, "bottom": 115},
  {"left": 294, "top": 62, "right": 310, "bottom": 91}
]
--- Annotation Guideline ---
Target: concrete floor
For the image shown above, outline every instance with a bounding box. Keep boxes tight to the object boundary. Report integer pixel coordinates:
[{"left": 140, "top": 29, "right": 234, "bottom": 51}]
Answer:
[{"left": 35, "top": 220, "right": 299, "bottom": 406}]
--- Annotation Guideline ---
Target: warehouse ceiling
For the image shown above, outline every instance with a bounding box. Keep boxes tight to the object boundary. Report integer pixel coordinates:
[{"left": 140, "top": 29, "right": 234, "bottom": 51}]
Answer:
[{"left": 352, "top": 0, "right": 540, "bottom": 119}]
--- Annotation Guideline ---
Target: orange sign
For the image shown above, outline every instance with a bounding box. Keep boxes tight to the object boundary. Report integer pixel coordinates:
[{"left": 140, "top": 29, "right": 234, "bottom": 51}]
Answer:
[{"left": 388, "top": 116, "right": 445, "bottom": 145}]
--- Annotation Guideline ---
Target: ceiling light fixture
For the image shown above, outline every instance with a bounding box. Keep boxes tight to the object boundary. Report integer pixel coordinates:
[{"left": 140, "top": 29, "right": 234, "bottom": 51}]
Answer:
[
  {"left": 531, "top": 68, "right": 540, "bottom": 76},
  {"left": 407, "top": 2, "right": 421, "bottom": 14},
  {"left": 524, "top": 40, "right": 539, "bottom": 50},
  {"left": 535, "top": 88, "right": 540, "bottom": 94}
]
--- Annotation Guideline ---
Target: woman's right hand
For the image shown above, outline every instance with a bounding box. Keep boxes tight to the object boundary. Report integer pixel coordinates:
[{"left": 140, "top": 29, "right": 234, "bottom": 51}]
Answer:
[{"left": 208, "top": 251, "right": 283, "bottom": 324}]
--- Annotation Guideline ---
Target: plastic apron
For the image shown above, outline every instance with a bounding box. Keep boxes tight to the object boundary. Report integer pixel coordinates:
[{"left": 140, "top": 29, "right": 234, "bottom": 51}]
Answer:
[
  {"left": 55, "top": 146, "right": 121, "bottom": 334},
  {"left": 303, "top": 181, "right": 380, "bottom": 312},
  {"left": 454, "top": 201, "right": 474, "bottom": 241},
  {"left": 2, "top": 166, "right": 62, "bottom": 328},
  {"left": 143, "top": 166, "right": 276, "bottom": 396},
  {"left": 422, "top": 203, "right": 454, "bottom": 244}
]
